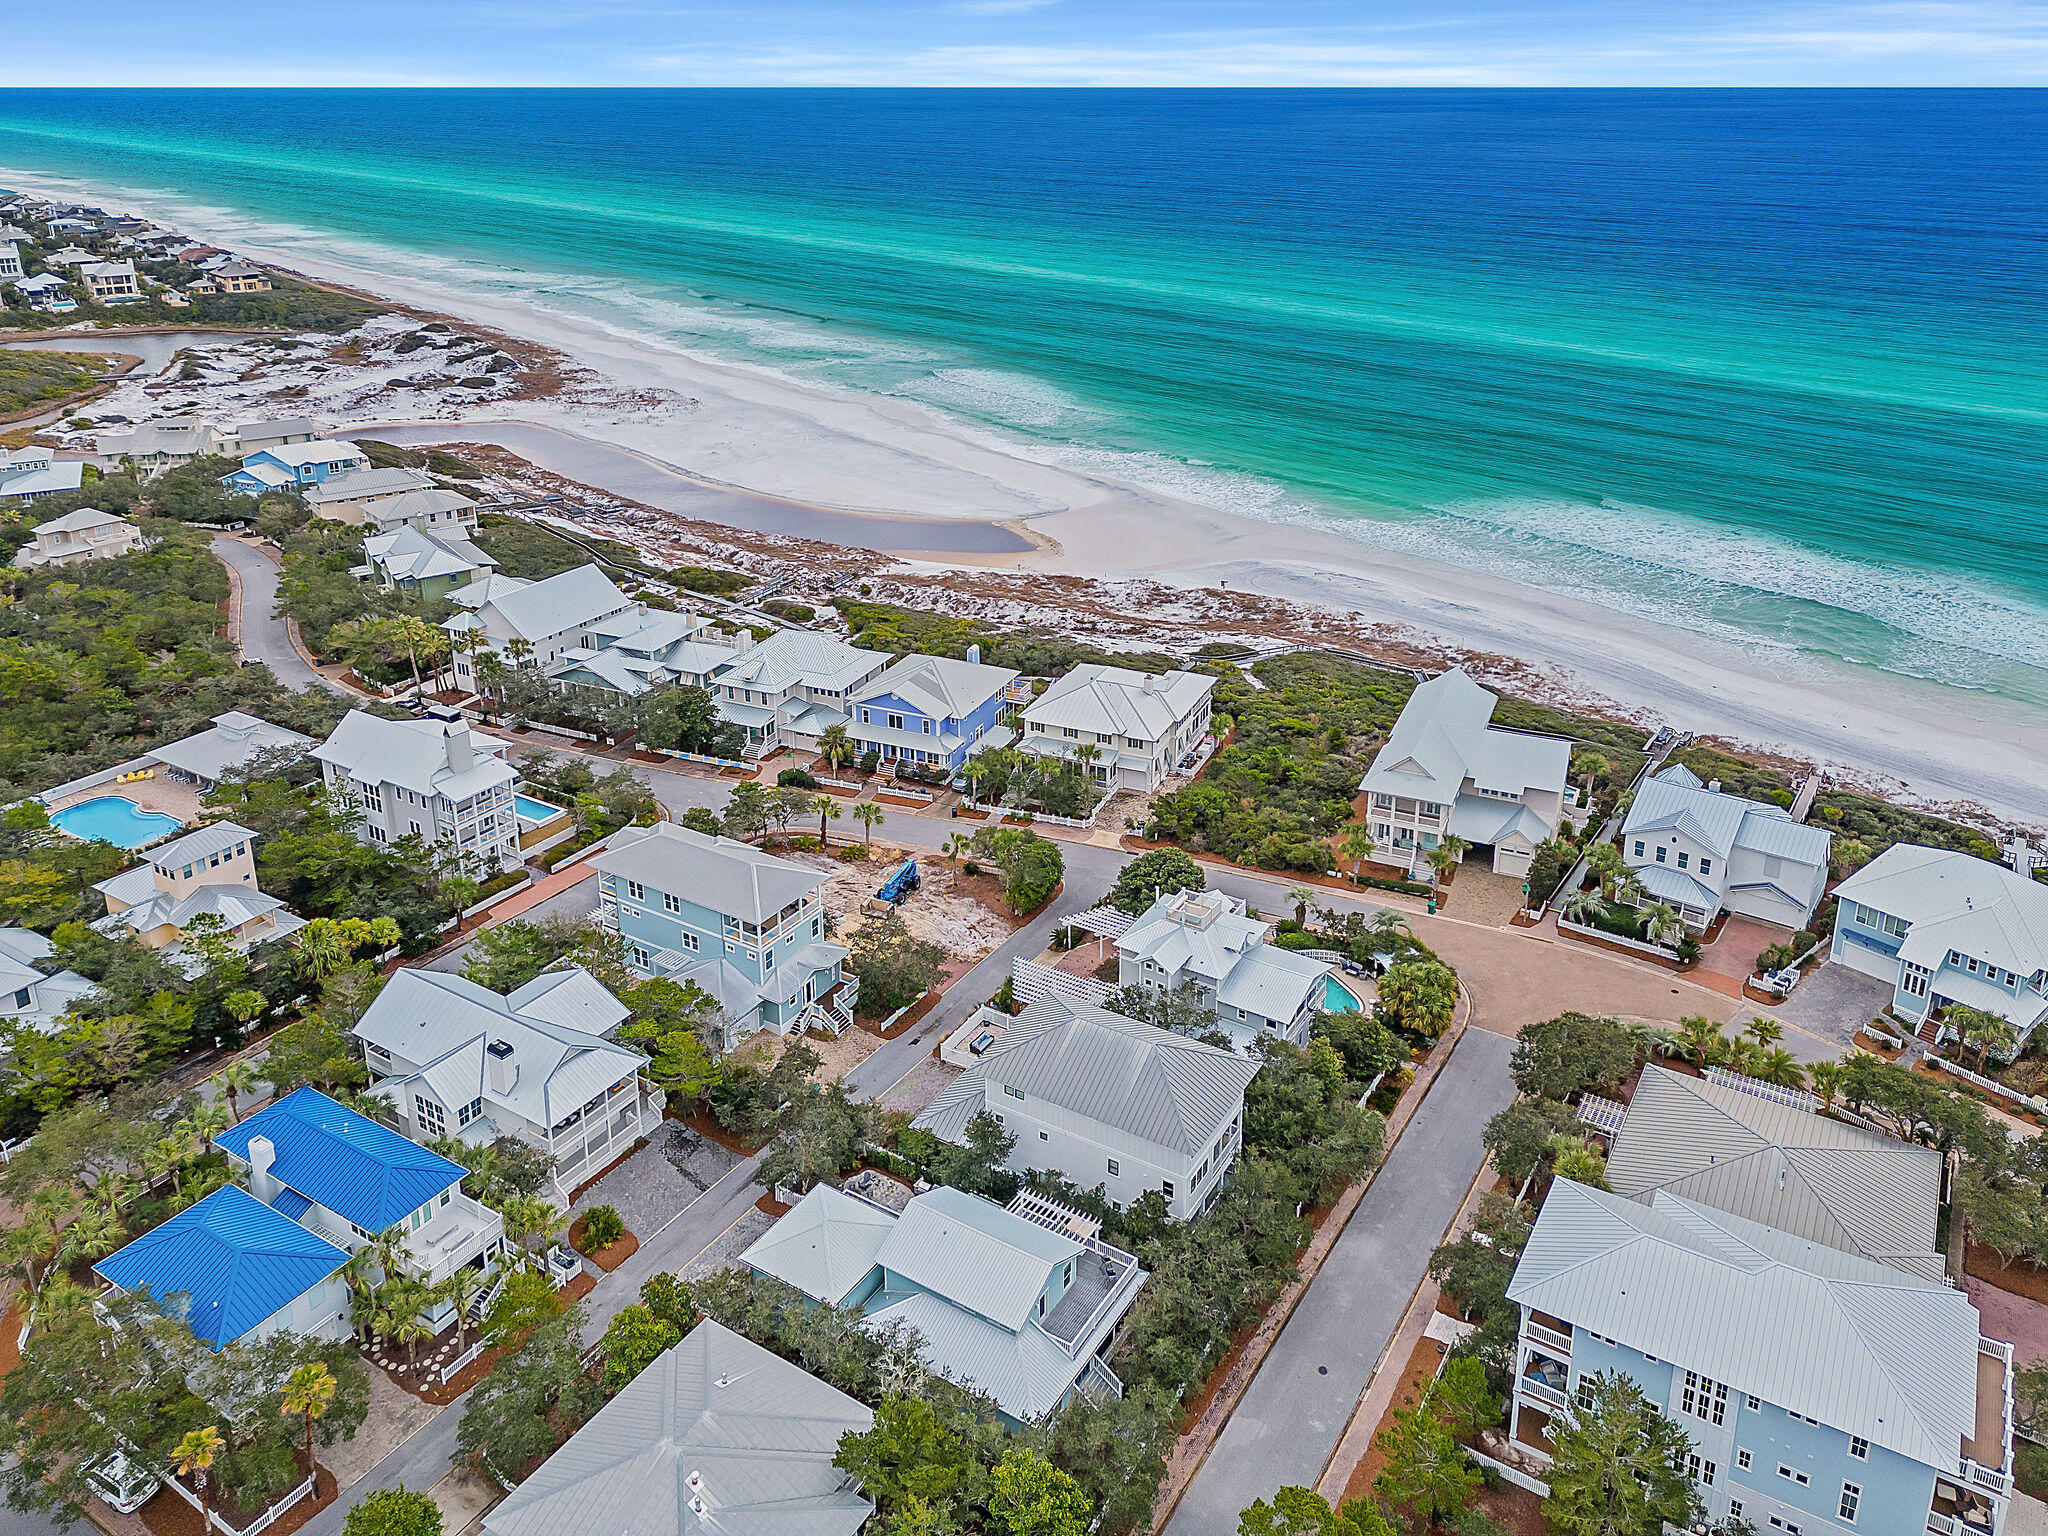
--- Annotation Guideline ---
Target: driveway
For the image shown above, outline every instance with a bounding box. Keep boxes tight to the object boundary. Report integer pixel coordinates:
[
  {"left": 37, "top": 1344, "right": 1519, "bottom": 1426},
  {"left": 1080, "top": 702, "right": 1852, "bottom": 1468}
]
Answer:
[
  {"left": 1773, "top": 961, "right": 1895, "bottom": 1051},
  {"left": 1163, "top": 1029, "right": 1520, "bottom": 1536},
  {"left": 209, "top": 535, "right": 337, "bottom": 694}
]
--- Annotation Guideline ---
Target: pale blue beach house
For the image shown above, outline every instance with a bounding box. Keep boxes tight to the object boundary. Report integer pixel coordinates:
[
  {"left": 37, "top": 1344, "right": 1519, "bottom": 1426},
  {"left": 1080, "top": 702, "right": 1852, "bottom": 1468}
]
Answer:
[{"left": 220, "top": 439, "right": 371, "bottom": 493}]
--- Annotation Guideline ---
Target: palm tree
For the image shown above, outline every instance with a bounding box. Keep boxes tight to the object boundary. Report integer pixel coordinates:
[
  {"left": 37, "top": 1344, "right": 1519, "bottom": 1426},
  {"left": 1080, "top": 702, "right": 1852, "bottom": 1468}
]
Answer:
[
  {"left": 2, "top": 1193, "right": 63, "bottom": 1297},
  {"left": 1339, "top": 822, "right": 1376, "bottom": 879},
  {"left": 1425, "top": 843, "right": 1459, "bottom": 885},
  {"left": 436, "top": 1267, "right": 485, "bottom": 1349},
  {"left": 1286, "top": 886, "right": 1315, "bottom": 926},
  {"left": 814, "top": 794, "right": 841, "bottom": 845},
  {"left": 852, "top": 802, "right": 885, "bottom": 849},
  {"left": 1073, "top": 742, "right": 1104, "bottom": 782},
  {"left": 211, "top": 1061, "right": 259, "bottom": 1124},
  {"left": 395, "top": 1313, "right": 433, "bottom": 1369},
  {"left": 1808, "top": 1059, "right": 1844, "bottom": 1111},
  {"left": 1587, "top": 841, "right": 1627, "bottom": 898},
  {"left": 29, "top": 1273, "right": 93, "bottom": 1338},
  {"left": 500, "top": 1194, "right": 561, "bottom": 1255},
  {"left": 172, "top": 1426, "right": 225, "bottom": 1527},
  {"left": 1640, "top": 902, "right": 1683, "bottom": 947},
  {"left": 56, "top": 1207, "right": 125, "bottom": 1269},
  {"left": 1674, "top": 1015, "right": 1725, "bottom": 1068},
  {"left": 1743, "top": 1017, "right": 1785, "bottom": 1049},
  {"left": 504, "top": 635, "right": 534, "bottom": 669},
  {"left": 145, "top": 1135, "right": 188, "bottom": 1197},
  {"left": 476, "top": 652, "right": 506, "bottom": 717},
  {"left": 816, "top": 724, "right": 855, "bottom": 775},
  {"left": 945, "top": 832, "right": 972, "bottom": 864},
  {"left": 1751, "top": 1046, "right": 1807, "bottom": 1089},
  {"left": 1562, "top": 888, "right": 1603, "bottom": 926},
  {"left": 222, "top": 991, "right": 267, "bottom": 1036},
  {"left": 280, "top": 1361, "right": 336, "bottom": 1470}
]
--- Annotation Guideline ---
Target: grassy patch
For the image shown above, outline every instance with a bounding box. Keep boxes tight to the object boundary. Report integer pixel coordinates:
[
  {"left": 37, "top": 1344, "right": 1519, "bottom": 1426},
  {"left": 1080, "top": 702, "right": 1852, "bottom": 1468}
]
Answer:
[
  {"left": 0, "top": 348, "right": 108, "bottom": 415},
  {"left": 835, "top": 597, "right": 1177, "bottom": 674},
  {"left": 1666, "top": 744, "right": 1794, "bottom": 805},
  {"left": 1813, "top": 790, "right": 2002, "bottom": 863}
]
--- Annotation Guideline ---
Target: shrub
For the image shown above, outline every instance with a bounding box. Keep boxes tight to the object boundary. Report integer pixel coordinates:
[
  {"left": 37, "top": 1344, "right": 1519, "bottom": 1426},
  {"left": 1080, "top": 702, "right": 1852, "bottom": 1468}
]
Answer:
[
  {"left": 343, "top": 1487, "right": 443, "bottom": 1536},
  {"left": 777, "top": 767, "right": 820, "bottom": 789},
  {"left": 962, "top": 859, "right": 981, "bottom": 876},
  {"left": 581, "top": 1205, "right": 626, "bottom": 1250}
]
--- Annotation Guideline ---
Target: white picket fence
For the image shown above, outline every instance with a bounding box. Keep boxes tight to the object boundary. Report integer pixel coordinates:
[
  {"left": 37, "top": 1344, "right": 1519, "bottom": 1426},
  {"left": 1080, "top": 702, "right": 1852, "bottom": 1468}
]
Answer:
[
  {"left": 439, "top": 1335, "right": 489, "bottom": 1384},
  {"left": 158, "top": 1470, "right": 316, "bottom": 1536},
  {"left": 1704, "top": 1066, "right": 1818, "bottom": 1115},
  {"left": 1010, "top": 958, "right": 1113, "bottom": 1010},
  {"left": 1557, "top": 915, "right": 1679, "bottom": 962}
]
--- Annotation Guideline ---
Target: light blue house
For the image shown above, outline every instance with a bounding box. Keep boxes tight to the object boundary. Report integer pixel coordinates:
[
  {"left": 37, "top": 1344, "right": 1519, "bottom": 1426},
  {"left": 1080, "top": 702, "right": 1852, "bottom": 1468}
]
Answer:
[
  {"left": 220, "top": 439, "right": 370, "bottom": 494},
  {"left": 741, "top": 1183, "right": 1144, "bottom": 1425},
  {"left": 1506, "top": 1179, "right": 2014, "bottom": 1536},
  {"left": 846, "top": 652, "right": 1021, "bottom": 773},
  {"left": 593, "top": 822, "right": 855, "bottom": 1044}
]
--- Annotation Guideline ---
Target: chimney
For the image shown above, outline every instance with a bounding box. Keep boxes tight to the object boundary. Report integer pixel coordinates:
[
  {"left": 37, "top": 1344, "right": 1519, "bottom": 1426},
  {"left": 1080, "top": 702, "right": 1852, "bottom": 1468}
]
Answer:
[
  {"left": 1707, "top": 779, "right": 1722, "bottom": 794},
  {"left": 1143, "top": 672, "right": 1160, "bottom": 693},
  {"left": 487, "top": 1039, "right": 516, "bottom": 1095},
  {"left": 248, "top": 1134, "right": 277, "bottom": 1202},
  {"left": 967, "top": 643, "right": 981, "bottom": 666},
  {"left": 445, "top": 722, "right": 474, "bottom": 775}
]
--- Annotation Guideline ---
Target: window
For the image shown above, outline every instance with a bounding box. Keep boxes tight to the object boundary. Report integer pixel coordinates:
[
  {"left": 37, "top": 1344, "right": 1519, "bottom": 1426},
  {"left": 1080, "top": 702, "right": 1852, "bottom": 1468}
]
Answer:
[
  {"left": 1848, "top": 1436, "right": 1868, "bottom": 1461},
  {"left": 1700, "top": 857, "right": 1712, "bottom": 875},
  {"left": 414, "top": 1095, "right": 445, "bottom": 1136},
  {"left": 1839, "top": 1483, "right": 1860, "bottom": 1524},
  {"left": 1039, "top": 1130, "right": 1049, "bottom": 1141},
  {"left": 1729, "top": 1503, "right": 1743, "bottom": 1522},
  {"left": 1676, "top": 850, "right": 1690, "bottom": 869},
  {"left": 1768, "top": 1518, "right": 1800, "bottom": 1535},
  {"left": 1655, "top": 845, "right": 1668, "bottom": 863},
  {"left": 680, "top": 932, "right": 700, "bottom": 953},
  {"left": 626, "top": 880, "right": 644, "bottom": 902},
  {"left": 1686, "top": 1455, "right": 1717, "bottom": 1487},
  {"left": 1746, "top": 1394, "right": 1761, "bottom": 1411},
  {"left": 1777, "top": 1465, "right": 1809, "bottom": 1488},
  {"left": 1737, "top": 1450, "right": 1752, "bottom": 1471},
  {"left": 1161, "top": 1180, "right": 1175, "bottom": 1200},
  {"left": 457, "top": 1097, "right": 483, "bottom": 1127},
  {"left": 1682, "top": 1371, "right": 1729, "bottom": 1426},
  {"left": 664, "top": 892, "right": 681, "bottom": 914},
  {"left": 1633, "top": 840, "right": 1645, "bottom": 857},
  {"left": 629, "top": 944, "right": 651, "bottom": 968},
  {"left": 1005, "top": 1085, "right": 1025, "bottom": 1100},
  {"left": 1107, "top": 1158, "right": 1120, "bottom": 1176}
]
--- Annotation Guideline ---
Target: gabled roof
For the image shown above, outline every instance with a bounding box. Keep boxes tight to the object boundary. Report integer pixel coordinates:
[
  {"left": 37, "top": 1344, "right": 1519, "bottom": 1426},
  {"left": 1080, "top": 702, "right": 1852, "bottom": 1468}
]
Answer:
[
  {"left": 508, "top": 965, "right": 632, "bottom": 1036},
  {"left": 1358, "top": 668, "right": 1570, "bottom": 803},
  {"left": 33, "top": 506, "right": 127, "bottom": 535},
  {"left": 712, "top": 630, "right": 888, "bottom": 696},
  {"left": 1623, "top": 766, "right": 1833, "bottom": 866},
  {"left": 1838, "top": 844, "right": 2048, "bottom": 979},
  {"left": 302, "top": 466, "right": 433, "bottom": 504},
  {"left": 596, "top": 823, "right": 823, "bottom": 926},
  {"left": 149, "top": 712, "right": 313, "bottom": 784},
  {"left": 312, "top": 710, "right": 516, "bottom": 800},
  {"left": 215, "top": 1087, "right": 465, "bottom": 1232},
  {"left": 139, "top": 820, "right": 255, "bottom": 872},
  {"left": 364, "top": 524, "right": 492, "bottom": 583},
  {"left": 231, "top": 417, "right": 322, "bottom": 441},
  {"left": 852, "top": 654, "right": 1019, "bottom": 723},
  {"left": 875, "top": 1185, "right": 1080, "bottom": 1333},
  {"left": 363, "top": 488, "right": 478, "bottom": 530},
  {"left": 246, "top": 439, "right": 367, "bottom": 470},
  {"left": 483, "top": 1321, "right": 872, "bottom": 1536},
  {"left": 94, "top": 1184, "right": 346, "bottom": 1349},
  {"left": 457, "top": 563, "right": 635, "bottom": 644},
  {"left": 1022, "top": 664, "right": 1212, "bottom": 743},
  {"left": 1507, "top": 1180, "right": 1987, "bottom": 1472},
  {"left": 740, "top": 1184, "right": 896, "bottom": 1304},
  {"left": 1606, "top": 1066, "right": 1944, "bottom": 1280},
  {"left": 914, "top": 995, "right": 1260, "bottom": 1155}
]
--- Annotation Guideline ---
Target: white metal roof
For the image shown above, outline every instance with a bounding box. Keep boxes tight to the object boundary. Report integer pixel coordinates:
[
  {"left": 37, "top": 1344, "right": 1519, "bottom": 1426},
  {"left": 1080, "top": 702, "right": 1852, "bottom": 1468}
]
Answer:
[
  {"left": 1021, "top": 664, "right": 1211, "bottom": 744},
  {"left": 1624, "top": 766, "right": 1833, "bottom": 867},
  {"left": 1507, "top": 1180, "right": 1991, "bottom": 1472},
  {"left": 33, "top": 507, "right": 128, "bottom": 535},
  {"left": 1358, "top": 668, "right": 1570, "bottom": 803},
  {"left": 311, "top": 710, "right": 516, "bottom": 800},
  {"left": 149, "top": 712, "right": 314, "bottom": 785},
  {"left": 712, "top": 630, "right": 888, "bottom": 697},
  {"left": 247, "top": 439, "right": 368, "bottom": 470},
  {"left": 596, "top": 823, "right": 823, "bottom": 926},
  {"left": 302, "top": 467, "right": 434, "bottom": 504},
  {"left": 455, "top": 563, "right": 636, "bottom": 644},
  {"left": 741, "top": 1184, "right": 896, "bottom": 1304},
  {"left": 1838, "top": 844, "right": 2048, "bottom": 981},
  {"left": 851, "top": 653, "right": 1020, "bottom": 723},
  {"left": 362, "top": 488, "right": 478, "bottom": 530},
  {"left": 875, "top": 1185, "right": 1080, "bottom": 1333}
]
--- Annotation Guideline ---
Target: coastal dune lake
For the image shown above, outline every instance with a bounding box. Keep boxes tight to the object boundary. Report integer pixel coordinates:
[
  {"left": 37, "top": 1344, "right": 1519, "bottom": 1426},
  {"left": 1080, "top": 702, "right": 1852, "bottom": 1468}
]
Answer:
[{"left": 2, "top": 88, "right": 2043, "bottom": 704}]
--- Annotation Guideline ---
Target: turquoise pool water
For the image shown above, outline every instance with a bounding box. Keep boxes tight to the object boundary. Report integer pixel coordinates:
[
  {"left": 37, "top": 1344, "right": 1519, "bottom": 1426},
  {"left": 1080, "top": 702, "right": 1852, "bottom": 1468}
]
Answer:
[
  {"left": 514, "top": 793, "right": 567, "bottom": 825},
  {"left": 51, "top": 796, "right": 183, "bottom": 848},
  {"left": 1323, "top": 973, "right": 1369, "bottom": 1013}
]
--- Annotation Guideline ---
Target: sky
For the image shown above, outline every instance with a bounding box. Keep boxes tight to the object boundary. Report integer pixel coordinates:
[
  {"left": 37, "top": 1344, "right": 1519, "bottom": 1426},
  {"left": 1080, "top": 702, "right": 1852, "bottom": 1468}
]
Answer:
[{"left": 3, "top": 0, "right": 2046, "bottom": 87}]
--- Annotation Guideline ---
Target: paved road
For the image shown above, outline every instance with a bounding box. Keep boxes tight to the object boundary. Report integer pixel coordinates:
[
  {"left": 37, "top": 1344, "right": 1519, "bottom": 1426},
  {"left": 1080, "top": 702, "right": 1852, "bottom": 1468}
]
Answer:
[
  {"left": 210, "top": 535, "right": 337, "bottom": 694},
  {"left": 1164, "top": 1028, "right": 1520, "bottom": 1536}
]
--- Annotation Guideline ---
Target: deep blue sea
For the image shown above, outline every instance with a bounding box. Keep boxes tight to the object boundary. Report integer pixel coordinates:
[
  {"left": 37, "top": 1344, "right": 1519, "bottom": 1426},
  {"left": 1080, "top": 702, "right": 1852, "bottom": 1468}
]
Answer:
[{"left": 2, "top": 89, "right": 2043, "bottom": 700}]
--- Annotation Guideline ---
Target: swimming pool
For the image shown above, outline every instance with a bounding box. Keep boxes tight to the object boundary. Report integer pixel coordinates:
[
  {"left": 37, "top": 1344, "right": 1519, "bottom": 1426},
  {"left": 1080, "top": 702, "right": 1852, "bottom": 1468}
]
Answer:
[
  {"left": 50, "top": 796, "right": 184, "bottom": 849},
  {"left": 1323, "top": 972, "right": 1371, "bottom": 1013},
  {"left": 514, "top": 793, "right": 568, "bottom": 826}
]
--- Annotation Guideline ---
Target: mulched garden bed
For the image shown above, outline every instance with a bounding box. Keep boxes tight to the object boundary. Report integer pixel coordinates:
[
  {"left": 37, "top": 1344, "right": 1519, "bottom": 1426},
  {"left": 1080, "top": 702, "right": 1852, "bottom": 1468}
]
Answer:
[
  {"left": 568, "top": 1215, "right": 640, "bottom": 1274},
  {"left": 1339, "top": 1331, "right": 1448, "bottom": 1504},
  {"left": 140, "top": 1458, "right": 336, "bottom": 1536},
  {"left": 670, "top": 1108, "right": 770, "bottom": 1156},
  {"left": 1967, "top": 1243, "right": 2048, "bottom": 1304},
  {"left": 858, "top": 987, "right": 941, "bottom": 1039},
  {"left": 756, "top": 1193, "right": 791, "bottom": 1217}
]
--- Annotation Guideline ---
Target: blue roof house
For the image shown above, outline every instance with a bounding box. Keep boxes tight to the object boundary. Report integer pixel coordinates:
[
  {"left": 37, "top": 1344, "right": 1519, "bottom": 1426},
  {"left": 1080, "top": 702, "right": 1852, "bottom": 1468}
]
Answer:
[
  {"left": 95, "top": 1184, "right": 351, "bottom": 1349},
  {"left": 847, "top": 653, "right": 1021, "bottom": 774},
  {"left": 214, "top": 1087, "right": 506, "bottom": 1331}
]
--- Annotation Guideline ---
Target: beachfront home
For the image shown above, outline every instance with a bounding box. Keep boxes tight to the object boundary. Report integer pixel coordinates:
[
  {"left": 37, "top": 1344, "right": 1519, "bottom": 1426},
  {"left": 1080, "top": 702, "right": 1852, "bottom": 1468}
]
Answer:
[
  {"left": 145, "top": 710, "right": 316, "bottom": 793},
  {"left": 744, "top": 1183, "right": 1144, "bottom": 1426},
  {"left": 707, "top": 630, "right": 890, "bottom": 758},
  {"left": 354, "top": 965, "right": 660, "bottom": 1204},
  {"left": 1116, "top": 887, "right": 1331, "bottom": 1048},
  {"left": 0, "top": 243, "right": 19, "bottom": 280},
  {"left": 220, "top": 439, "right": 371, "bottom": 494},
  {"left": 545, "top": 609, "right": 737, "bottom": 702},
  {"left": 0, "top": 447, "right": 86, "bottom": 503},
  {"left": 92, "top": 821, "right": 307, "bottom": 971},
  {"left": 1357, "top": 667, "right": 1571, "bottom": 881},
  {"left": 212, "top": 261, "right": 271, "bottom": 294},
  {"left": 1605, "top": 1065, "right": 1945, "bottom": 1281},
  {"left": 229, "top": 418, "right": 322, "bottom": 457},
  {"left": 1505, "top": 1179, "right": 2013, "bottom": 1536},
  {"left": 13, "top": 507, "right": 145, "bottom": 567},
  {"left": 1619, "top": 765, "right": 1834, "bottom": 931},
  {"left": 95, "top": 417, "right": 235, "bottom": 476},
  {"left": 1829, "top": 844, "right": 2048, "bottom": 1050},
  {"left": 362, "top": 524, "right": 497, "bottom": 601},
  {"left": 444, "top": 563, "right": 642, "bottom": 689},
  {"left": 94, "top": 1184, "right": 351, "bottom": 1350},
  {"left": 846, "top": 651, "right": 1021, "bottom": 774},
  {"left": 915, "top": 994, "right": 1260, "bottom": 1219},
  {"left": 216, "top": 1088, "right": 506, "bottom": 1332},
  {"left": 78, "top": 260, "right": 140, "bottom": 304},
  {"left": 1017, "top": 664, "right": 1214, "bottom": 792},
  {"left": 9, "top": 273, "right": 76, "bottom": 314},
  {"left": 312, "top": 708, "right": 522, "bottom": 870},
  {"left": 300, "top": 465, "right": 437, "bottom": 522},
  {"left": 594, "top": 821, "right": 855, "bottom": 1045},
  {"left": 0, "top": 927, "right": 94, "bottom": 1036},
  {"left": 363, "top": 487, "right": 480, "bottom": 535},
  {"left": 41, "top": 245, "right": 96, "bottom": 268},
  {"left": 483, "top": 1320, "right": 875, "bottom": 1536}
]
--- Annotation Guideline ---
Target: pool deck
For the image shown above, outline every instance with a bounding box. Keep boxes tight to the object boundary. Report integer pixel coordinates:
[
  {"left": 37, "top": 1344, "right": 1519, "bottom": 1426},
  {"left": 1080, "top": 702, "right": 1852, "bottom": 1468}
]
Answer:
[
  {"left": 46, "top": 775, "right": 203, "bottom": 831},
  {"left": 1326, "top": 973, "right": 1379, "bottom": 1012}
]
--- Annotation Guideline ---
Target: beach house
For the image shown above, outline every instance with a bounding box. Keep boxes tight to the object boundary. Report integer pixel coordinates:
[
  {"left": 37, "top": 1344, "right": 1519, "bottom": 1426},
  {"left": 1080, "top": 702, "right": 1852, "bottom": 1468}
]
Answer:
[
  {"left": 914, "top": 994, "right": 1261, "bottom": 1219},
  {"left": 92, "top": 821, "right": 307, "bottom": 970},
  {"left": 0, "top": 447, "right": 87, "bottom": 503},
  {"left": 443, "top": 564, "right": 642, "bottom": 689},
  {"left": 95, "top": 417, "right": 236, "bottom": 476},
  {"left": 300, "top": 465, "right": 438, "bottom": 522},
  {"left": 353, "top": 965, "right": 661, "bottom": 1204},
  {"left": 593, "top": 821, "right": 855, "bottom": 1044},
  {"left": 1357, "top": 667, "right": 1571, "bottom": 881},
  {"left": 13, "top": 507, "right": 145, "bottom": 567},
  {"left": 312, "top": 708, "right": 522, "bottom": 869},
  {"left": 78, "top": 260, "right": 140, "bottom": 304},
  {"left": 0, "top": 927, "right": 94, "bottom": 1036},
  {"left": 706, "top": 630, "right": 890, "bottom": 758},
  {"left": 1828, "top": 844, "right": 2048, "bottom": 1050},
  {"left": 0, "top": 242, "right": 20, "bottom": 280},
  {"left": 846, "top": 651, "right": 1020, "bottom": 774},
  {"left": 363, "top": 488, "right": 480, "bottom": 535},
  {"left": 220, "top": 439, "right": 371, "bottom": 493},
  {"left": 1017, "top": 664, "right": 1214, "bottom": 791},
  {"left": 10, "top": 273, "right": 76, "bottom": 314},
  {"left": 1116, "top": 887, "right": 1332, "bottom": 1048},
  {"left": 228, "top": 418, "right": 322, "bottom": 457},
  {"left": 483, "top": 1320, "right": 875, "bottom": 1536},
  {"left": 544, "top": 609, "right": 736, "bottom": 702},
  {"left": 94, "top": 1184, "right": 351, "bottom": 1350},
  {"left": 1505, "top": 1179, "right": 2013, "bottom": 1536},
  {"left": 744, "top": 1183, "right": 1144, "bottom": 1425},
  {"left": 362, "top": 523, "right": 497, "bottom": 601},
  {"left": 212, "top": 261, "right": 271, "bottom": 294},
  {"left": 215, "top": 1089, "right": 507, "bottom": 1332},
  {"left": 143, "top": 710, "right": 315, "bottom": 792},
  {"left": 1619, "top": 765, "right": 1835, "bottom": 931}
]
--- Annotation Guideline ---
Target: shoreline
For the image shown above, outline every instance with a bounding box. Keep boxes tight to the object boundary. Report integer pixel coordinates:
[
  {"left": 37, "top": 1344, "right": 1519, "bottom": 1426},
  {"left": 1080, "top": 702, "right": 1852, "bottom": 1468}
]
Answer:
[{"left": 8, "top": 166, "right": 2047, "bottom": 824}]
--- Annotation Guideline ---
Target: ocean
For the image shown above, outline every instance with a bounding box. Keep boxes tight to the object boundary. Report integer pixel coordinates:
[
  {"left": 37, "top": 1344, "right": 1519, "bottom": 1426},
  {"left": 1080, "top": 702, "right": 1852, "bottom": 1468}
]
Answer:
[{"left": 2, "top": 88, "right": 2044, "bottom": 702}]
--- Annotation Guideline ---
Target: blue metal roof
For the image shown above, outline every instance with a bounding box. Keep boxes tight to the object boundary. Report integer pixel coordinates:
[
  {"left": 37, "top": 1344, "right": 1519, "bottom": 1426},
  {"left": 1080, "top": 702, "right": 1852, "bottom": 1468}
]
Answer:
[
  {"left": 214, "top": 1086, "right": 465, "bottom": 1232},
  {"left": 267, "top": 1187, "right": 312, "bottom": 1221},
  {"left": 94, "top": 1184, "right": 347, "bottom": 1349}
]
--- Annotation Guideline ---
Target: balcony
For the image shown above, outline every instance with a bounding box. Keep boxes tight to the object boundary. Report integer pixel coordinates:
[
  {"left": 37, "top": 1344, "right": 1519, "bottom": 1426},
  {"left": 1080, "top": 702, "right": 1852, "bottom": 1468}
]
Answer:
[
  {"left": 400, "top": 1192, "right": 503, "bottom": 1287},
  {"left": 1520, "top": 1356, "right": 1570, "bottom": 1411},
  {"left": 1524, "top": 1318, "right": 1574, "bottom": 1356}
]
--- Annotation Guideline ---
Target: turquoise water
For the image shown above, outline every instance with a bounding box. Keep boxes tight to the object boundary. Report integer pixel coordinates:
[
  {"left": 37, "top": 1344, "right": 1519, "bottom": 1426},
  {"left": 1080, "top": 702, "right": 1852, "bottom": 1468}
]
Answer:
[
  {"left": 3, "top": 89, "right": 2044, "bottom": 702},
  {"left": 514, "top": 793, "right": 566, "bottom": 825},
  {"left": 1323, "top": 974, "right": 1369, "bottom": 1013},
  {"left": 51, "top": 795, "right": 183, "bottom": 848}
]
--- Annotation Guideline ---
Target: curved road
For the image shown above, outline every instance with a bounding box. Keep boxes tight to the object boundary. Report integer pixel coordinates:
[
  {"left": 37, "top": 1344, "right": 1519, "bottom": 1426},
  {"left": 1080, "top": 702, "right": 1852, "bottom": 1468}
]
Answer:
[{"left": 210, "top": 535, "right": 338, "bottom": 695}]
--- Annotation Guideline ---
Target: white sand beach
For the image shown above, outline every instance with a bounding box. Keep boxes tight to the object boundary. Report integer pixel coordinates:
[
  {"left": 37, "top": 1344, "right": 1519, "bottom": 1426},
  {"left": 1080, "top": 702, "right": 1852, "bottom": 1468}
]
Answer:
[{"left": 11, "top": 165, "right": 2048, "bottom": 825}]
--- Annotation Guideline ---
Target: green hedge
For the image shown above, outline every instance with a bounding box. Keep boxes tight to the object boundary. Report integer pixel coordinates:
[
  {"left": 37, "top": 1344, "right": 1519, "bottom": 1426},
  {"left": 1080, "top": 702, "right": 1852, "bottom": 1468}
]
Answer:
[{"left": 1354, "top": 873, "right": 1434, "bottom": 897}]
